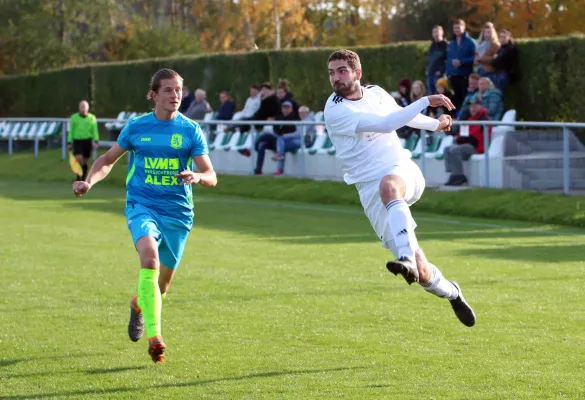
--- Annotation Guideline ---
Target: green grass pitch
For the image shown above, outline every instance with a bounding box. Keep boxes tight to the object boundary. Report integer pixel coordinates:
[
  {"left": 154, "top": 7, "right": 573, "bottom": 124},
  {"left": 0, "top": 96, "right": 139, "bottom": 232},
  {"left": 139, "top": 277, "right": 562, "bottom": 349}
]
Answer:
[{"left": 1, "top": 180, "right": 584, "bottom": 399}]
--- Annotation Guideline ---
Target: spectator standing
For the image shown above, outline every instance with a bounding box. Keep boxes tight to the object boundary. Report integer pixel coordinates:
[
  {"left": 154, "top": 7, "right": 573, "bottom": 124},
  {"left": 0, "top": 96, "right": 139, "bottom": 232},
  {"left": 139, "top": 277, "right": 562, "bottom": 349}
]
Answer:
[
  {"left": 426, "top": 25, "right": 448, "bottom": 95},
  {"left": 474, "top": 22, "right": 501, "bottom": 79},
  {"left": 447, "top": 19, "right": 477, "bottom": 110},
  {"left": 491, "top": 28, "right": 518, "bottom": 93}
]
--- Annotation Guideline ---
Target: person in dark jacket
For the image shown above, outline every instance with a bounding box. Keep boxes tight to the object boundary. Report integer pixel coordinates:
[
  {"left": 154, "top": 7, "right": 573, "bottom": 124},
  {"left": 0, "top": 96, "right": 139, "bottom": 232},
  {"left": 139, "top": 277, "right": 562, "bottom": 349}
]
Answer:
[
  {"left": 443, "top": 97, "right": 492, "bottom": 186},
  {"left": 271, "top": 101, "right": 302, "bottom": 175},
  {"left": 252, "top": 101, "right": 300, "bottom": 175},
  {"left": 447, "top": 19, "right": 477, "bottom": 110},
  {"left": 491, "top": 28, "right": 518, "bottom": 93},
  {"left": 426, "top": 25, "right": 448, "bottom": 95},
  {"left": 239, "top": 82, "right": 280, "bottom": 133},
  {"left": 216, "top": 90, "right": 235, "bottom": 121}
]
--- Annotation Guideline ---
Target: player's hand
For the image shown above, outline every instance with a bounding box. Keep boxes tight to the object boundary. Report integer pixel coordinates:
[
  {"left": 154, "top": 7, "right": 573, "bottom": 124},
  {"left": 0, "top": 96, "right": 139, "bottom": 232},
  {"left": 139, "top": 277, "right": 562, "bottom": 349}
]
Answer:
[
  {"left": 67, "top": 144, "right": 72, "bottom": 151},
  {"left": 436, "top": 114, "right": 453, "bottom": 132},
  {"left": 175, "top": 170, "right": 201, "bottom": 185},
  {"left": 72, "top": 181, "right": 90, "bottom": 197},
  {"left": 427, "top": 94, "right": 456, "bottom": 111},
  {"left": 93, "top": 141, "right": 99, "bottom": 150}
]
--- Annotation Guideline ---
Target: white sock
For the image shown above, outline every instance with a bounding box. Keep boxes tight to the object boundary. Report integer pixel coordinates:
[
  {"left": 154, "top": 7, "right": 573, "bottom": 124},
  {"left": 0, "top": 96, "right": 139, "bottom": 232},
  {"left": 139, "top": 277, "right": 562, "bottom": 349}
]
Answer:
[
  {"left": 420, "top": 263, "right": 459, "bottom": 300},
  {"left": 385, "top": 199, "right": 419, "bottom": 259}
]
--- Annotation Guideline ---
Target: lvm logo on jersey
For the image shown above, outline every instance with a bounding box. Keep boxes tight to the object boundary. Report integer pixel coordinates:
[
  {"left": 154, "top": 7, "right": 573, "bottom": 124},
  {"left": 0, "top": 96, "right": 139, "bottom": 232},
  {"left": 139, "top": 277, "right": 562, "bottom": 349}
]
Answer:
[{"left": 144, "top": 157, "right": 180, "bottom": 186}]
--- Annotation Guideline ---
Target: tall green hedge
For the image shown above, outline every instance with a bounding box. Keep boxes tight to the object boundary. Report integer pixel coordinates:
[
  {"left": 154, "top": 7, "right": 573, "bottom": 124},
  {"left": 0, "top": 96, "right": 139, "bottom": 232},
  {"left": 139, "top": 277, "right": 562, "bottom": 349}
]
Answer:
[
  {"left": 0, "top": 35, "right": 584, "bottom": 121},
  {"left": 0, "top": 66, "right": 91, "bottom": 117}
]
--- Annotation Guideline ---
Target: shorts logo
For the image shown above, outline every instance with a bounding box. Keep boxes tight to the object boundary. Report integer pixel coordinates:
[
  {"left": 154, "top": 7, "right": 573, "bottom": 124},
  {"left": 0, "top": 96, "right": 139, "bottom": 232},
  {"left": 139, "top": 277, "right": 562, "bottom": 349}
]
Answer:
[{"left": 171, "top": 133, "right": 183, "bottom": 149}]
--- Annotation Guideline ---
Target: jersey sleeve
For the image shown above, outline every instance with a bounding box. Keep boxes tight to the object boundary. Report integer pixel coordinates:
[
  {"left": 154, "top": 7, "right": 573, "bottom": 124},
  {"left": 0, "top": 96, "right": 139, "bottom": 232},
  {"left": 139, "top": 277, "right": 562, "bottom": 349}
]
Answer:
[
  {"left": 324, "top": 102, "right": 360, "bottom": 137},
  {"left": 378, "top": 87, "right": 440, "bottom": 132},
  {"left": 190, "top": 123, "right": 209, "bottom": 157},
  {"left": 117, "top": 119, "right": 133, "bottom": 151}
]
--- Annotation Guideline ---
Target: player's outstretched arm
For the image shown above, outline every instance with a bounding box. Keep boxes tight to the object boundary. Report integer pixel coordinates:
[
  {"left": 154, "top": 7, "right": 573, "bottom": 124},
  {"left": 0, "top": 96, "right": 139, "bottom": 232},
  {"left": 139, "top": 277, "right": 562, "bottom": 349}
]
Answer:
[
  {"left": 355, "top": 97, "right": 434, "bottom": 134},
  {"left": 175, "top": 154, "right": 217, "bottom": 187},
  {"left": 72, "top": 144, "right": 127, "bottom": 196}
]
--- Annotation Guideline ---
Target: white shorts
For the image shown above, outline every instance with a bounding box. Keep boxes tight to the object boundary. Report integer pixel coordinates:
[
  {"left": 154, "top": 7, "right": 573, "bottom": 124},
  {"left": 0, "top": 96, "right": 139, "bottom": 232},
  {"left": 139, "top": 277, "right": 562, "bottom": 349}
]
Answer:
[{"left": 355, "top": 160, "right": 425, "bottom": 256}]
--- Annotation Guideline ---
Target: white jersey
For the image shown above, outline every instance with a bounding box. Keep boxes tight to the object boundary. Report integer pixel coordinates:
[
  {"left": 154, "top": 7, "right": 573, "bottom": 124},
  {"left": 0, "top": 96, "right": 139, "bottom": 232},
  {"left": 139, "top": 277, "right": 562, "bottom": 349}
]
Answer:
[{"left": 324, "top": 85, "right": 438, "bottom": 185}]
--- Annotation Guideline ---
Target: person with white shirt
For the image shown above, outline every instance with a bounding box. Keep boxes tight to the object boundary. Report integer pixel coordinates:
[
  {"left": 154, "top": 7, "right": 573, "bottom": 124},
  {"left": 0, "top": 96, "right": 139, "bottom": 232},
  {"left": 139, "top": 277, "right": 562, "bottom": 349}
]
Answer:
[
  {"left": 233, "top": 84, "right": 262, "bottom": 120},
  {"left": 324, "top": 49, "right": 476, "bottom": 327}
]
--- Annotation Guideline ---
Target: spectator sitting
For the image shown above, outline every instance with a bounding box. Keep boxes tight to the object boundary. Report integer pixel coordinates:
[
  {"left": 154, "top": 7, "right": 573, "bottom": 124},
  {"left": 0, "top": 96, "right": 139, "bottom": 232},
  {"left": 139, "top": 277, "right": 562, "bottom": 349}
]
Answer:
[
  {"left": 185, "top": 88, "right": 212, "bottom": 121},
  {"left": 233, "top": 84, "right": 261, "bottom": 120},
  {"left": 474, "top": 22, "right": 500, "bottom": 78},
  {"left": 396, "top": 77, "right": 411, "bottom": 107},
  {"left": 491, "top": 28, "right": 518, "bottom": 93},
  {"left": 276, "top": 79, "right": 300, "bottom": 117},
  {"left": 217, "top": 90, "right": 235, "bottom": 121},
  {"left": 477, "top": 77, "right": 504, "bottom": 121},
  {"left": 456, "top": 73, "right": 480, "bottom": 119},
  {"left": 429, "top": 78, "right": 456, "bottom": 118},
  {"left": 443, "top": 97, "right": 492, "bottom": 186},
  {"left": 426, "top": 24, "right": 448, "bottom": 94},
  {"left": 410, "top": 80, "right": 428, "bottom": 114},
  {"left": 271, "top": 101, "right": 302, "bottom": 175},
  {"left": 239, "top": 82, "right": 280, "bottom": 134},
  {"left": 296, "top": 105, "right": 317, "bottom": 148},
  {"left": 179, "top": 86, "right": 194, "bottom": 113}
]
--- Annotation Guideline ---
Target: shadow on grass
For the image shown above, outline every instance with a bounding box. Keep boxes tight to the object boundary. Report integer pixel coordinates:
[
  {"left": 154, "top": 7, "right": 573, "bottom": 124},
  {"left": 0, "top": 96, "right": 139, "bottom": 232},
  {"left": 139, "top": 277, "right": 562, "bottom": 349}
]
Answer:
[
  {"left": 85, "top": 366, "right": 149, "bottom": 375},
  {"left": 0, "top": 353, "right": 104, "bottom": 368},
  {"left": 0, "top": 366, "right": 366, "bottom": 399},
  {"left": 457, "top": 244, "right": 585, "bottom": 263}
]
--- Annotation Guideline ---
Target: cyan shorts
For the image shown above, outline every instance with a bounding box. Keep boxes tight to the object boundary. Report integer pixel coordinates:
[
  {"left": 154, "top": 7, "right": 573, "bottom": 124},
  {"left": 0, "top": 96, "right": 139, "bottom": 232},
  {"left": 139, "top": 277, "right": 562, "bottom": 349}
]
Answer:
[{"left": 124, "top": 203, "right": 192, "bottom": 270}]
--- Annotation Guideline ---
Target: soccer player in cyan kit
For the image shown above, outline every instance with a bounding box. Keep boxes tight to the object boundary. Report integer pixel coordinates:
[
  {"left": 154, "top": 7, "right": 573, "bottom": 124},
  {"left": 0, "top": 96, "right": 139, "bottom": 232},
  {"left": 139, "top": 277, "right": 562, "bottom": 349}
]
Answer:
[
  {"left": 72, "top": 69, "right": 217, "bottom": 362},
  {"left": 324, "top": 50, "right": 476, "bottom": 327}
]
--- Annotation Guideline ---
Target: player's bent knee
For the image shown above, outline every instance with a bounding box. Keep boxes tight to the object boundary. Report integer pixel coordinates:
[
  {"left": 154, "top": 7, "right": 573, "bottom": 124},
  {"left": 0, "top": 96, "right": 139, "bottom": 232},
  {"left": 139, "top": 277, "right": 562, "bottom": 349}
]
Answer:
[{"left": 379, "top": 175, "right": 406, "bottom": 204}]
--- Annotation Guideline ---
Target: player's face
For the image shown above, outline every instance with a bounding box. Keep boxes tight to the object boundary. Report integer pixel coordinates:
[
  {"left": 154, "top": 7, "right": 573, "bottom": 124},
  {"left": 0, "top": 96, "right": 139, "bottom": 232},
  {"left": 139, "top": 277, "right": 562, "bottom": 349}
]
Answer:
[
  {"left": 153, "top": 77, "right": 182, "bottom": 113},
  {"left": 328, "top": 60, "right": 361, "bottom": 97},
  {"left": 478, "top": 79, "right": 489, "bottom": 93}
]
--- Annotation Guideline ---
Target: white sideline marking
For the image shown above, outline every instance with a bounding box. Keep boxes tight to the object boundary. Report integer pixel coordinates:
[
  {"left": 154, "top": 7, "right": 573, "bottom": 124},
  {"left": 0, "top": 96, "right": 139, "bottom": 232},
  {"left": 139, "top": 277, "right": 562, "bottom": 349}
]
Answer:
[{"left": 200, "top": 196, "right": 585, "bottom": 237}]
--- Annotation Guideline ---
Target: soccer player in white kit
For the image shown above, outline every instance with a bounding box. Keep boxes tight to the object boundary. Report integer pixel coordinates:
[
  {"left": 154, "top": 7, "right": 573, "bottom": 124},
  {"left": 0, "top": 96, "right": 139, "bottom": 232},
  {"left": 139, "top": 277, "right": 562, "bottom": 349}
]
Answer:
[{"left": 324, "top": 49, "right": 475, "bottom": 327}]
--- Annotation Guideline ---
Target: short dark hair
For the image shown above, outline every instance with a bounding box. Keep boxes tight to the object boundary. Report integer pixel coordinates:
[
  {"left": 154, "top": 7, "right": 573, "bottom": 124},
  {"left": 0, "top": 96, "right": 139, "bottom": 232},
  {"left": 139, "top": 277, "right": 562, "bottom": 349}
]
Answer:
[
  {"left": 260, "top": 82, "right": 272, "bottom": 90},
  {"left": 453, "top": 18, "right": 466, "bottom": 26},
  {"left": 147, "top": 68, "right": 183, "bottom": 100},
  {"left": 250, "top": 84, "right": 259, "bottom": 90},
  {"left": 469, "top": 73, "right": 481, "bottom": 81},
  {"left": 327, "top": 49, "right": 362, "bottom": 72}
]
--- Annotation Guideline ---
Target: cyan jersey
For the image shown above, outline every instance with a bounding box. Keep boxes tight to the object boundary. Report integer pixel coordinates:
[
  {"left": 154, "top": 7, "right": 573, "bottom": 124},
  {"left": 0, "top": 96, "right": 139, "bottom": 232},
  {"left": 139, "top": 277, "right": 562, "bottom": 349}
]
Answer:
[{"left": 117, "top": 112, "right": 208, "bottom": 218}]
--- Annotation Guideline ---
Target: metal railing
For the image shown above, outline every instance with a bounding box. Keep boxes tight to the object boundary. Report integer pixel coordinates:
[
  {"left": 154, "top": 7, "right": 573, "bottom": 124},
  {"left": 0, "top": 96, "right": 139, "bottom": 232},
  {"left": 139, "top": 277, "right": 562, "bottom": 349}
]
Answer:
[{"left": 2, "top": 116, "right": 585, "bottom": 194}]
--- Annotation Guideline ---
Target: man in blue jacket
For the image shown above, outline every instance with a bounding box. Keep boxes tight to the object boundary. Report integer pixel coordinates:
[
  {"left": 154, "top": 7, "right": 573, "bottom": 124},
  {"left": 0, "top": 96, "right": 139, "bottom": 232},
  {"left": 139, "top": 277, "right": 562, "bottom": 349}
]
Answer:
[{"left": 447, "top": 19, "right": 477, "bottom": 110}]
